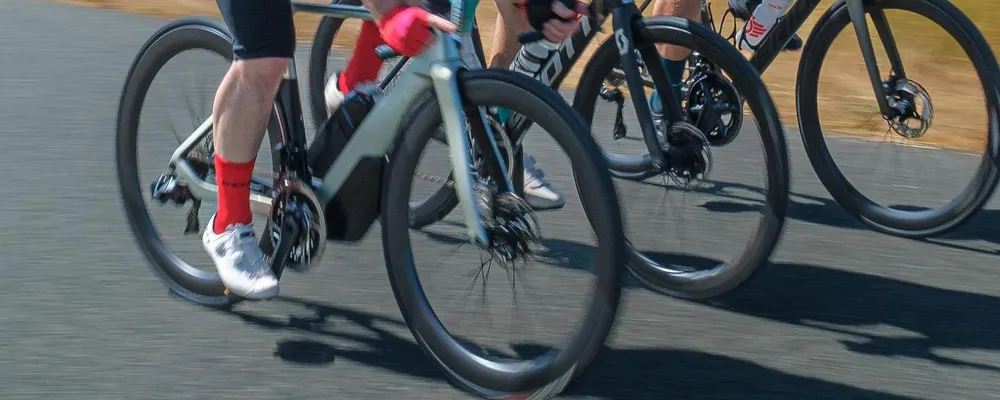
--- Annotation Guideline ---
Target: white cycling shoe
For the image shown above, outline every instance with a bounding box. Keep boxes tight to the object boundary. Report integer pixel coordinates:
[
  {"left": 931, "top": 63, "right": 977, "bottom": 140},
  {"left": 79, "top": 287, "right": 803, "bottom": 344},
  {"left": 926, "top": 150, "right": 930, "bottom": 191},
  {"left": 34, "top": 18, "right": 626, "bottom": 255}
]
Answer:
[
  {"left": 202, "top": 214, "right": 279, "bottom": 300},
  {"left": 522, "top": 154, "right": 565, "bottom": 210}
]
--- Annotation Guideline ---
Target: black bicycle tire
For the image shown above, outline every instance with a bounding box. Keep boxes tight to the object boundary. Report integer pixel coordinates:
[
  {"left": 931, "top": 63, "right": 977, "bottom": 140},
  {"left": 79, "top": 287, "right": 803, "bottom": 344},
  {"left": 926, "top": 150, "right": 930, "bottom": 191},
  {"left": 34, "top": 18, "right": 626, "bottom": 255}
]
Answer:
[
  {"left": 381, "top": 68, "right": 626, "bottom": 396},
  {"left": 796, "top": 0, "right": 1000, "bottom": 238},
  {"left": 573, "top": 17, "right": 790, "bottom": 300},
  {"left": 116, "top": 16, "right": 284, "bottom": 307}
]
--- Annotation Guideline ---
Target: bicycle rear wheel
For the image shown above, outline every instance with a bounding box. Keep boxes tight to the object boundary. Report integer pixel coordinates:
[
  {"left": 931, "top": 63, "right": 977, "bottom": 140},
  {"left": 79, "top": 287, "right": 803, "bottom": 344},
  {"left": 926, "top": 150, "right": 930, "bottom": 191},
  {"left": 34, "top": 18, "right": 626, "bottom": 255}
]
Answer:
[
  {"left": 116, "top": 17, "right": 283, "bottom": 307},
  {"left": 796, "top": 0, "right": 1000, "bottom": 238},
  {"left": 382, "top": 69, "right": 626, "bottom": 397},
  {"left": 573, "top": 17, "right": 789, "bottom": 300}
]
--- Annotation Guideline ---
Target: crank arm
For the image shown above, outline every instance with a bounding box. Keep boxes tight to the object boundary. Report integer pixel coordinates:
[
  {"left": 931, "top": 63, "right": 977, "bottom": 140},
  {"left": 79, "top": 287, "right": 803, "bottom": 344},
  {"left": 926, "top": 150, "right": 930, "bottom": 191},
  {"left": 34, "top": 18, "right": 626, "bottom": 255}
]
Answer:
[{"left": 268, "top": 210, "right": 302, "bottom": 280}]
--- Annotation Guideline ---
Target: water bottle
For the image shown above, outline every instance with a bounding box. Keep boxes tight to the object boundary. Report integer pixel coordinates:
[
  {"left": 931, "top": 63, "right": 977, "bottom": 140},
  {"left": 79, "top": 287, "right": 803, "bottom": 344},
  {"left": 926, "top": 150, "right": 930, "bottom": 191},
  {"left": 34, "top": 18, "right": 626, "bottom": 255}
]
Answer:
[{"left": 735, "top": 0, "right": 793, "bottom": 52}]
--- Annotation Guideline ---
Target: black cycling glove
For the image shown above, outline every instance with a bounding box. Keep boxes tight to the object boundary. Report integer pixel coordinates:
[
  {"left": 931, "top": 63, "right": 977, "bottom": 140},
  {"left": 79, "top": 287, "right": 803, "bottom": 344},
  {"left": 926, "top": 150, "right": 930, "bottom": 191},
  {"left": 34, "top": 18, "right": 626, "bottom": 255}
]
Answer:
[{"left": 516, "top": 0, "right": 580, "bottom": 32}]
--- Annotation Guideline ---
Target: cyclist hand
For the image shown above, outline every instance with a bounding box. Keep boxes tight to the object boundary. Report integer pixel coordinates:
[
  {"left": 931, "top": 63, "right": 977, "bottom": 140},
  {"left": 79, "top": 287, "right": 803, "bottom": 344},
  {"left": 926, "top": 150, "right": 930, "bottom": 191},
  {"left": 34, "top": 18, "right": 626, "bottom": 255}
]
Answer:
[
  {"left": 378, "top": 5, "right": 457, "bottom": 57},
  {"left": 519, "top": 0, "right": 590, "bottom": 44}
]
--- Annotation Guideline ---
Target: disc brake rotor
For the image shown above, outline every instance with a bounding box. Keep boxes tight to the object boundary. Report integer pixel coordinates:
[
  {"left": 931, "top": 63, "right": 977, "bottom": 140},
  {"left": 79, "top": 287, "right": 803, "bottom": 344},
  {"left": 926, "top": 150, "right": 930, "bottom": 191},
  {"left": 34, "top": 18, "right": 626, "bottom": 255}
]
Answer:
[{"left": 886, "top": 78, "right": 934, "bottom": 139}]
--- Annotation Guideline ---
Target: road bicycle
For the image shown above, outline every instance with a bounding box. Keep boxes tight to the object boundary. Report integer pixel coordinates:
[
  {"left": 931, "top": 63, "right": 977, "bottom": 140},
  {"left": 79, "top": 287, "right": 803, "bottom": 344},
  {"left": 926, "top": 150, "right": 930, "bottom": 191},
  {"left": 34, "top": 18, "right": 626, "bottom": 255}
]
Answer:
[
  {"left": 694, "top": 0, "right": 1000, "bottom": 238},
  {"left": 115, "top": 0, "right": 629, "bottom": 397},
  {"left": 308, "top": 0, "right": 790, "bottom": 300}
]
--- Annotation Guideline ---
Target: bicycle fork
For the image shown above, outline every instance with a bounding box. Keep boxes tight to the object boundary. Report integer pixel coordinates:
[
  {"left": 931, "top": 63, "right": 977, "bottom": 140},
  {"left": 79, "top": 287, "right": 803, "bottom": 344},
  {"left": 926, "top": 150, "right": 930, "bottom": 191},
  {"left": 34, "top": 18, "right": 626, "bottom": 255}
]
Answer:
[
  {"left": 429, "top": 33, "right": 513, "bottom": 248},
  {"left": 610, "top": 2, "right": 686, "bottom": 171}
]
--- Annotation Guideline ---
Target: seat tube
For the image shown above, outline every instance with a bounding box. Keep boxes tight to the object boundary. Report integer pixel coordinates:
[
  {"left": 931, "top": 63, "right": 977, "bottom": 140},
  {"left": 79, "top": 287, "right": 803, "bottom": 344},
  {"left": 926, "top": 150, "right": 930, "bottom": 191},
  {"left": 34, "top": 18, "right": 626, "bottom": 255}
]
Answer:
[{"left": 275, "top": 56, "right": 312, "bottom": 180}]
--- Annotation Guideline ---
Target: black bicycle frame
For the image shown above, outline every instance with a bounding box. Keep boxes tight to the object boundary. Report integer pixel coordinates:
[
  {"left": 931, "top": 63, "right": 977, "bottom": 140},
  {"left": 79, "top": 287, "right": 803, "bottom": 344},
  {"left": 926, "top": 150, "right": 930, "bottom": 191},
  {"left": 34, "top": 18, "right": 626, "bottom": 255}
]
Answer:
[
  {"left": 273, "top": 68, "right": 311, "bottom": 185},
  {"left": 723, "top": 0, "right": 899, "bottom": 115},
  {"left": 741, "top": 0, "right": 823, "bottom": 73},
  {"left": 503, "top": 0, "right": 684, "bottom": 168},
  {"left": 273, "top": 1, "right": 382, "bottom": 184},
  {"left": 531, "top": 0, "right": 903, "bottom": 122}
]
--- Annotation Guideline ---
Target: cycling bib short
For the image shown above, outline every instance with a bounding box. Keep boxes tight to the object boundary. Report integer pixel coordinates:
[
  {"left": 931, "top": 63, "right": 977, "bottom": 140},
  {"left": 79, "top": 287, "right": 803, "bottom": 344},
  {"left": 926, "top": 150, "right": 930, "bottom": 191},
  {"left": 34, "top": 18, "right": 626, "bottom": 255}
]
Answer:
[{"left": 217, "top": 0, "right": 453, "bottom": 60}]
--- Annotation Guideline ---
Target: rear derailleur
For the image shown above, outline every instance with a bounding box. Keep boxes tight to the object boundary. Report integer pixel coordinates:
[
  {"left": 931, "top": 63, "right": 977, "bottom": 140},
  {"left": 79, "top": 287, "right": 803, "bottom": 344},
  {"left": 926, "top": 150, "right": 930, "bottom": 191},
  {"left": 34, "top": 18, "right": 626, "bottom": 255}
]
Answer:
[{"left": 149, "top": 134, "right": 216, "bottom": 234}]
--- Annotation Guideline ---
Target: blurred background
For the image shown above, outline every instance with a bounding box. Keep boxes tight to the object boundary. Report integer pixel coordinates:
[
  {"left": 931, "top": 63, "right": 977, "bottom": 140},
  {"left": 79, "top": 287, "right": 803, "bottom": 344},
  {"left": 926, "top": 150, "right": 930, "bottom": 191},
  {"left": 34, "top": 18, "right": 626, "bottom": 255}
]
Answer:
[
  {"left": 4, "top": 0, "right": 1000, "bottom": 399},
  {"left": 58, "top": 0, "right": 1000, "bottom": 150}
]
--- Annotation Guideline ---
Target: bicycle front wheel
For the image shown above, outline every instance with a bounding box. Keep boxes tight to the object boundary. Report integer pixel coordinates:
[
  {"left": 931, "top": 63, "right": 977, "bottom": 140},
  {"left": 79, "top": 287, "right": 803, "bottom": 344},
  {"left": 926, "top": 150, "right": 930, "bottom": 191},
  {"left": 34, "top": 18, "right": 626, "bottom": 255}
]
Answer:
[
  {"left": 381, "top": 69, "right": 626, "bottom": 397},
  {"left": 573, "top": 17, "right": 789, "bottom": 300},
  {"left": 796, "top": 0, "right": 1000, "bottom": 238}
]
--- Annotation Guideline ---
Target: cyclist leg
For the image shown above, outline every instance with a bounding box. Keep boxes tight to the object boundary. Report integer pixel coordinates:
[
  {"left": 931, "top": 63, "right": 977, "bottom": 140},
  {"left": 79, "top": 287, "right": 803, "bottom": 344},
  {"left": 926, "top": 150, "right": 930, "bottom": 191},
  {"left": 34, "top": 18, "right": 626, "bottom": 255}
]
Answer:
[
  {"left": 487, "top": 0, "right": 534, "bottom": 69},
  {"left": 729, "top": 0, "right": 802, "bottom": 51},
  {"left": 204, "top": 0, "right": 297, "bottom": 299},
  {"left": 324, "top": 20, "right": 388, "bottom": 113},
  {"left": 486, "top": 0, "right": 589, "bottom": 210},
  {"left": 648, "top": 0, "right": 700, "bottom": 120},
  {"left": 323, "top": 0, "right": 445, "bottom": 111}
]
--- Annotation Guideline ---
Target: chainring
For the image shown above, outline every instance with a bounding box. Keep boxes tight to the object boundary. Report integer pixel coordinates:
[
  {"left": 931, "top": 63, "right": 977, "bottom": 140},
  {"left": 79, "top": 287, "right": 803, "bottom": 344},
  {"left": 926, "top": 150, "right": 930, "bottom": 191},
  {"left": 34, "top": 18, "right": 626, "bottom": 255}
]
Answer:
[
  {"left": 268, "top": 176, "right": 327, "bottom": 272},
  {"left": 683, "top": 68, "right": 744, "bottom": 146}
]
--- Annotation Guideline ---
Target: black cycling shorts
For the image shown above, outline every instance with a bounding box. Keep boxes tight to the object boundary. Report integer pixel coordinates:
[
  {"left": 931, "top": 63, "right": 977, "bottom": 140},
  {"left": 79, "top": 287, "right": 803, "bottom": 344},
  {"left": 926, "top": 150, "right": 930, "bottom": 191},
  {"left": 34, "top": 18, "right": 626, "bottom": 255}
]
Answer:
[{"left": 217, "top": 0, "right": 296, "bottom": 60}]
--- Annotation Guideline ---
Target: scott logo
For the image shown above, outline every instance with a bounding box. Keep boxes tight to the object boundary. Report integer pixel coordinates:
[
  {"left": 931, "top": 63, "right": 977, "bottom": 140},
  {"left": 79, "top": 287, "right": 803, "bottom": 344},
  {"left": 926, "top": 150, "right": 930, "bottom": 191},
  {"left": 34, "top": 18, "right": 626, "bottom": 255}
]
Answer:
[{"left": 537, "top": 17, "right": 595, "bottom": 86}]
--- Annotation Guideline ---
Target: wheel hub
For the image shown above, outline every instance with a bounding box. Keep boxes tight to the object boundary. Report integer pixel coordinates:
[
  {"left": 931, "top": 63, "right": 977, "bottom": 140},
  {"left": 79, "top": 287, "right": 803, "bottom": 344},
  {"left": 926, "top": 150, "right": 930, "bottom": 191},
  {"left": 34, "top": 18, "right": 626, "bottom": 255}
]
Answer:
[
  {"left": 886, "top": 78, "right": 933, "bottom": 139},
  {"left": 664, "top": 121, "right": 713, "bottom": 187},
  {"left": 483, "top": 192, "right": 542, "bottom": 266}
]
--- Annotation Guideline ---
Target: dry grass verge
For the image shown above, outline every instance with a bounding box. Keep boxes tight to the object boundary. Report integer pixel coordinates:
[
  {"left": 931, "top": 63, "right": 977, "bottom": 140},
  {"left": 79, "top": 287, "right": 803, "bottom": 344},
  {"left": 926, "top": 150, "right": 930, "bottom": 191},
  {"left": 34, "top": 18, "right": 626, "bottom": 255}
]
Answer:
[{"left": 48, "top": 0, "right": 1000, "bottom": 151}]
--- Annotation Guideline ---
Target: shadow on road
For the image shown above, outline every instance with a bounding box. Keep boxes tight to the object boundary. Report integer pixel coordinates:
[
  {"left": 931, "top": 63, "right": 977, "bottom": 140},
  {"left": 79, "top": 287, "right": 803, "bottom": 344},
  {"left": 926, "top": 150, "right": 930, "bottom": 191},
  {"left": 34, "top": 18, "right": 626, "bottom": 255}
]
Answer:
[
  {"left": 635, "top": 177, "right": 868, "bottom": 231},
  {"left": 706, "top": 261, "right": 1000, "bottom": 373},
  {"left": 416, "top": 226, "right": 1000, "bottom": 373},
  {"left": 914, "top": 207, "right": 1000, "bottom": 255},
  {"left": 641, "top": 177, "right": 1000, "bottom": 255},
  {"left": 226, "top": 296, "right": 914, "bottom": 399},
  {"left": 416, "top": 192, "right": 1000, "bottom": 374},
  {"left": 419, "top": 220, "right": 726, "bottom": 290}
]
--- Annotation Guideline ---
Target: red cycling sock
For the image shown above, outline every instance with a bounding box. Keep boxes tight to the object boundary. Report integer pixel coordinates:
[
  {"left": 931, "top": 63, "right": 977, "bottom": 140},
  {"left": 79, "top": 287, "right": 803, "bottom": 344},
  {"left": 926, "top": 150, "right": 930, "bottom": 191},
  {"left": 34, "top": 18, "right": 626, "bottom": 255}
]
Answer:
[
  {"left": 339, "top": 21, "right": 386, "bottom": 94},
  {"left": 213, "top": 153, "right": 256, "bottom": 234}
]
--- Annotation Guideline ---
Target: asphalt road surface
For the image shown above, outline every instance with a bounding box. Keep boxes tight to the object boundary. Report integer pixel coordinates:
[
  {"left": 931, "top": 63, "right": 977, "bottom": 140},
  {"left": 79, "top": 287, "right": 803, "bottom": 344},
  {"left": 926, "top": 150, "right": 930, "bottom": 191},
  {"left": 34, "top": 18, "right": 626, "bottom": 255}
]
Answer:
[{"left": 4, "top": 0, "right": 1000, "bottom": 399}]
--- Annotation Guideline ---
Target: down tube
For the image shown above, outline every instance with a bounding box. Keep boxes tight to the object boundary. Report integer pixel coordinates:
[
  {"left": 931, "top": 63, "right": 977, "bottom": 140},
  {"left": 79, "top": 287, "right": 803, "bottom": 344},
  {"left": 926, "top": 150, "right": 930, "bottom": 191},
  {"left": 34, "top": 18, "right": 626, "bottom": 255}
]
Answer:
[
  {"left": 315, "top": 68, "right": 432, "bottom": 204},
  {"left": 749, "top": 0, "right": 822, "bottom": 73}
]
